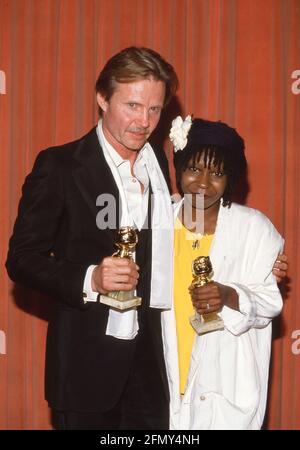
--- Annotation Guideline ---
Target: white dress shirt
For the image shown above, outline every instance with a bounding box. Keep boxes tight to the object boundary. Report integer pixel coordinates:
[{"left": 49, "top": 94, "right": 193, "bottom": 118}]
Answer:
[{"left": 83, "top": 121, "right": 150, "bottom": 302}]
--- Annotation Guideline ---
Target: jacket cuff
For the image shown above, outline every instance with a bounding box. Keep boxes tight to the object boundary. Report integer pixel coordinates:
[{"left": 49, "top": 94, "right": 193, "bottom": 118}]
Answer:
[{"left": 221, "top": 283, "right": 258, "bottom": 336}]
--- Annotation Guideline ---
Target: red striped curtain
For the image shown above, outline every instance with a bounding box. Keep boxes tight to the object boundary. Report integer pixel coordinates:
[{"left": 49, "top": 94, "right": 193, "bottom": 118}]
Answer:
[{"left": 0, "top": 0, "right": 299, "bottom": 429}]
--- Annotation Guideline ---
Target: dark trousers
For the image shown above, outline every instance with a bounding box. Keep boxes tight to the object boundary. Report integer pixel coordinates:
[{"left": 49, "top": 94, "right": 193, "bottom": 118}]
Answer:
[{"left": 53, "top": 320, "right": 169, "bottom": 430}]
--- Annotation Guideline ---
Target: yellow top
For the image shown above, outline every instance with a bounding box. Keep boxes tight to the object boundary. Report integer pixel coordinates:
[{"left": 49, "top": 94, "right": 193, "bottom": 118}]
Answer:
[{"left": 174, "top": 217, "right": 214, "bottom": 394}]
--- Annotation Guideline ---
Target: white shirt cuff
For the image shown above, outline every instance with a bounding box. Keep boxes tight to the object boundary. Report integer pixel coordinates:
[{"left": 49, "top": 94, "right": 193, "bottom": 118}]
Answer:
[{"left": 83, "top": 265, "right": 98, "bottom": 303}]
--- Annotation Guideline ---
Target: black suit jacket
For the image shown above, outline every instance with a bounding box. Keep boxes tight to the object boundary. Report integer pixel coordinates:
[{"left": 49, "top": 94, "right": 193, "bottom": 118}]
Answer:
[{"left": 6, "top": 127, "right": 171, "bottom": 412}]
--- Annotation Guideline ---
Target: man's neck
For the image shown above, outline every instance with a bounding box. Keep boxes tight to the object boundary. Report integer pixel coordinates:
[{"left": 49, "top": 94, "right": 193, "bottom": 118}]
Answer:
[{"left": 101, "top": 123, "right": 140, "bottom": 168}]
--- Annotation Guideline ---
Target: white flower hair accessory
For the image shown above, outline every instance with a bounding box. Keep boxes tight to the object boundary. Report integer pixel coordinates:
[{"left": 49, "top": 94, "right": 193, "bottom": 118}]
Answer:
[{"left": 169, "top": 115, "right": 192, "bottom": 152}]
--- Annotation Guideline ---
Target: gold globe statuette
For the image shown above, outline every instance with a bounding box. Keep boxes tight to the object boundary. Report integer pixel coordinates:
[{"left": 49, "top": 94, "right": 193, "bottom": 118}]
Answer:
[
  {"left": 189, "top": 256, "right": 224, "bottom": 334},
  {"left": 100, "top": 226, "right": 142, "bottom": 310}
]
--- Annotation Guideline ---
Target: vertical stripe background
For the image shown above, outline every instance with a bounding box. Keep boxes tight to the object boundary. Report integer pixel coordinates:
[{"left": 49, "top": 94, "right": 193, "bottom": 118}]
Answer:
[{"left": 0, "top": 0, "right": 299, "bottom": 429}]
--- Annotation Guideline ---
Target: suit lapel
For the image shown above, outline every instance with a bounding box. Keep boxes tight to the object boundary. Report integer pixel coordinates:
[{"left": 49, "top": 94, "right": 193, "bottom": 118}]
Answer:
[{"left": 72, "top": 128, "right": 120, "bottom": 234}]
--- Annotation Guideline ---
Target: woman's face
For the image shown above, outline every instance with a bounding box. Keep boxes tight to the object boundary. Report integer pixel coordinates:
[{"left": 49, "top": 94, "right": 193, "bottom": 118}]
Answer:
[{"left": 180, "top": 153, "right": 227, "bottom": 211}]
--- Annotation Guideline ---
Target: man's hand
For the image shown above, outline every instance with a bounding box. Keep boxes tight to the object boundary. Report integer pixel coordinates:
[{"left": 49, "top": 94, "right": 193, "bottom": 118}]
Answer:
[
  {"left": 189, "top": 281, "right": 239, "bottom": 315},
  {"left": 91, "top": 257, "right": 139, "bottom": 294},
  {"left": 272, "top": 253, "right": 288, "bottom": 283}
]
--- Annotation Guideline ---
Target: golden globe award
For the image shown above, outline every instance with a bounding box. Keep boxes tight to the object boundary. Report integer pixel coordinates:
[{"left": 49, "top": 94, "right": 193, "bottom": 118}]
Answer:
[
  {"left": 189, "top": 256, "right": 224, "bottom": 334},
  {"left": 100, "top": 226, "right": 142, "bottom": 310}
]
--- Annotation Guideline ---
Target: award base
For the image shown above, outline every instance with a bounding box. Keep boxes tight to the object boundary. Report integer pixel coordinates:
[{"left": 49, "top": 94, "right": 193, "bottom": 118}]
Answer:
[
  {"left": 189, "top": 312, "right": 224, "bottom": 335},
  {"left": 100, "top": 291, "right": 142, "bottom": 310}
]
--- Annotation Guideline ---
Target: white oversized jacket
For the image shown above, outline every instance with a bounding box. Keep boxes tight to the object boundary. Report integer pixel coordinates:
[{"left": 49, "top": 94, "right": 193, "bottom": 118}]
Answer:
[{"left": 161, "top": 202, "right": 284, "bottom": 430}]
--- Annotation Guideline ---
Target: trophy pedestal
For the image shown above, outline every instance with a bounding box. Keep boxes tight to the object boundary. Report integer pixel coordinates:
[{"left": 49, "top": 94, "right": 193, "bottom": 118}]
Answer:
[
  {"left": 189, "top": 312, "right": 224, "bottom": 335},
  {"left": 189, "top": 256, "right": 224, "bottom": 335},
  {"left": 100, "top": 291, "right": 142, "bottom": 310}
]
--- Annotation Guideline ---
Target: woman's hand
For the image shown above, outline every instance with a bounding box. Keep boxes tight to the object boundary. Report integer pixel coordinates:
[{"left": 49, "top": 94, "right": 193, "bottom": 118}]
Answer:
[
  {"left": 272, "top": 253, "right": 288, "bottom": 283},
  {"left": 189, "top": 281, "right": 239, "bottom": 315}
]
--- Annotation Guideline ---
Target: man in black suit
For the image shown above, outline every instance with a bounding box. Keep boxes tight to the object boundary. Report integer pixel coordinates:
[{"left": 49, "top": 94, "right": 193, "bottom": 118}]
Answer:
[{"left": 6, "top": 47, "right": 179, "bottom": 430}]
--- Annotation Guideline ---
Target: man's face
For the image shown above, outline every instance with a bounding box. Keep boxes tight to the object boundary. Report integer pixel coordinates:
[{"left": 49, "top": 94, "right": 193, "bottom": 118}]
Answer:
[{"left": 97, "top": 77, "right": 165, "bottom": 157}]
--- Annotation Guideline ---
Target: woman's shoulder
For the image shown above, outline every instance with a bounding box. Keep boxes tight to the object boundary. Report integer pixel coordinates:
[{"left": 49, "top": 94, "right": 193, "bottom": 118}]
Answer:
[
  {"left": 226, "top": 202, "right": 272, "bottom": 222},
  {"left": 223, "top": 203, "right": 283, "bottom": 242}
]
